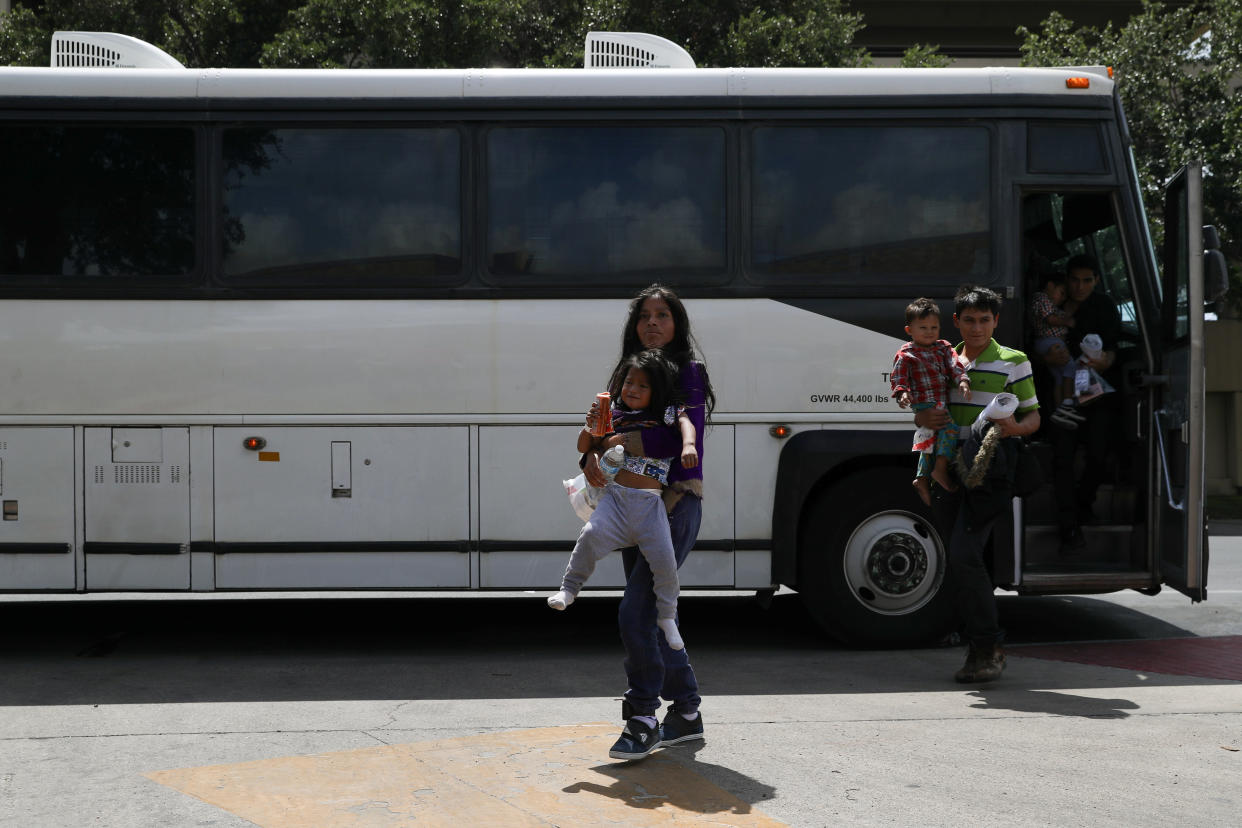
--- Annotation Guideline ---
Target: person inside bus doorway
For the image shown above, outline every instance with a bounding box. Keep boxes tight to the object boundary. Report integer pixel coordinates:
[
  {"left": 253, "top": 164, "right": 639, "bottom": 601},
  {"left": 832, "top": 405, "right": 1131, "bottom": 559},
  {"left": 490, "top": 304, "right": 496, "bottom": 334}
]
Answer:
[
  {"left": 914, "top": 286, "right": 1041, "bottom": 683},
  {"left": 1041, "top": 255, "right": 1122, "bottom": 555},
  {"left": 582, "top": 284, "right": 716, "bottom": 760}
]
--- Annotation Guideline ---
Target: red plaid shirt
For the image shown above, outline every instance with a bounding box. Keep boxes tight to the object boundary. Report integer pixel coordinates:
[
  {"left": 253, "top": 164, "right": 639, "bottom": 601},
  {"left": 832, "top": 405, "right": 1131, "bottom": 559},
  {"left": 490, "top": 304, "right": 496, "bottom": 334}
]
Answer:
[{"left": 891, "top": 340, "right": 968, "bottom": 407}]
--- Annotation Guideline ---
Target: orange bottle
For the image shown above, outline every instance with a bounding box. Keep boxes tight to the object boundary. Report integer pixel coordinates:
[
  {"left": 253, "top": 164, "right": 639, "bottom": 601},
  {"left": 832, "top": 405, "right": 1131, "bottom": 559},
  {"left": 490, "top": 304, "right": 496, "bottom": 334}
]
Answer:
[{"left": 592, "top": 392, "right": 613, "bottom": 436}]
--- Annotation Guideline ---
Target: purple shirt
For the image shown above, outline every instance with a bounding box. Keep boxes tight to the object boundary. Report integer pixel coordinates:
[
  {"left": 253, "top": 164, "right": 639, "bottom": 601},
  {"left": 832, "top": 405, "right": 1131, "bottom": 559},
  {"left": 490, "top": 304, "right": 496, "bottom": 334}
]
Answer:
[{"left": 637, "top": 360, "right": 706, "bottom": 488}]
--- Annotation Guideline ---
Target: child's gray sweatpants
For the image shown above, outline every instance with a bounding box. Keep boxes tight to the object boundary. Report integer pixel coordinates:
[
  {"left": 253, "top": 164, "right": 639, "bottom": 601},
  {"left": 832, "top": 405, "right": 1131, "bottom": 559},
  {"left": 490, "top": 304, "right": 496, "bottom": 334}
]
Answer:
[{"left": 560, "top": 483, "right": 678, "bottom": 620}]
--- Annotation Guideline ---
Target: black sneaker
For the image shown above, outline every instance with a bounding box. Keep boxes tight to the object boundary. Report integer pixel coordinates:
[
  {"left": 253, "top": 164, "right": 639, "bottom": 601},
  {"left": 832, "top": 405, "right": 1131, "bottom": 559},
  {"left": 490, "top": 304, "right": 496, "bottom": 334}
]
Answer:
[
  {"left": 608, "top": 717, "right": 660, "bottom": 761},
  {"left": 659, "top": 710, "right": 705, "bottom": 747},
  {"left": 1050, "top": 401, "right": 1085, "bottom": 430}
]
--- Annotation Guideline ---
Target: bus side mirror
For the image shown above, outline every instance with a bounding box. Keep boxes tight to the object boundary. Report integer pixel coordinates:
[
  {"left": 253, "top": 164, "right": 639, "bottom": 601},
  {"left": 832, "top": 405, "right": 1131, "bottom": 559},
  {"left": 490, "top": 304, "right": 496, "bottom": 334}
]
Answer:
[{"left": 1204, "top": 225, "right": 1229, "bottom": 303}]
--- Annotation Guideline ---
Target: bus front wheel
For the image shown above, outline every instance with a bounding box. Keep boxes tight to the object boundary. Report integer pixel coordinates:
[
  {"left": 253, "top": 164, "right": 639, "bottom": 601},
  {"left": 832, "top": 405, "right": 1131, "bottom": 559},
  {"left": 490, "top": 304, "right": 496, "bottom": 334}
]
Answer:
[{"left": 798, "top": 467, "right": 955, "bottom": 648}]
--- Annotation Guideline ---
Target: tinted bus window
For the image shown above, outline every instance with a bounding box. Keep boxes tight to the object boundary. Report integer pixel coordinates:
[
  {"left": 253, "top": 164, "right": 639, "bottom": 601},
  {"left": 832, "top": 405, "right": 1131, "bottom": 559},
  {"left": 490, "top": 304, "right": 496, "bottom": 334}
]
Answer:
[
  {"left": 1028, "top": 122, "right": 1107, "bottom": 174},
  {"left": 751, "top": 126, "right": 990, "bottom": 282},
  {"left": 0, "top": 125, "right": 194, "bottom": 277},
  {"left": 487, "top": 126, "right": 726, "bottom": 284},
  {"left": 222, "top": 128, "right": 461, "bottom": 282}
]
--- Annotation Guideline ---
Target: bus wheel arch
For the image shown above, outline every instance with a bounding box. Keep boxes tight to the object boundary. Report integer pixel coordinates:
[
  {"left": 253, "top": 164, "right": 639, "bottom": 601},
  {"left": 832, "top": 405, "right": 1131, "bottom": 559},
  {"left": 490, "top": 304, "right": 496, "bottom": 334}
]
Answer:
[{"left": 796, "top": 466, "right": 956, "bottom": 648}]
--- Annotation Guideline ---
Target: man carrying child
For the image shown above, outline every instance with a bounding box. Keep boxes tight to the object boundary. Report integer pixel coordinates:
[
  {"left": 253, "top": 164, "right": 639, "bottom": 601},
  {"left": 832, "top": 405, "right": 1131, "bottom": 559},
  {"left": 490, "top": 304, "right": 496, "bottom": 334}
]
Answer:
[{"left": 915, "top": 285, "right": 1041, "bottom": 683}]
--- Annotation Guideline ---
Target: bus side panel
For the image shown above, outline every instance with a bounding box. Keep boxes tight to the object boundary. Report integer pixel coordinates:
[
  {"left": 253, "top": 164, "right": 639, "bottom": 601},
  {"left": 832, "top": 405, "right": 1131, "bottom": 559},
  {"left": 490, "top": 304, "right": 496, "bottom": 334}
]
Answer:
[
  {"left": 84, "top": 426, "right": 190, "bottom": 590},
  {"left": 213, "top": 426, "right": 470, "bottom": 589},
  {"left": 735, "top": 423, "right": 789, "bottom": 588},
  {"left": 0, "top": 427, "right": 76, "bottom": 590},
  {"left": 770, "top": 429, "right": 911, "bottom": 587}
]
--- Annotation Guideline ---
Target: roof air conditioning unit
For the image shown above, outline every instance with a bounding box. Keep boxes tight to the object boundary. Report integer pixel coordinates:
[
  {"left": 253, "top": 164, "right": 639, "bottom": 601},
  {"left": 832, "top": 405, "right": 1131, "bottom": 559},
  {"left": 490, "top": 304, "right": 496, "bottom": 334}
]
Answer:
[
  {"left": 584, "top": 32, "right": 695, "bottom": 69},
  {"left": 51, "top": 31, "right": 185, "bottom": 69}
]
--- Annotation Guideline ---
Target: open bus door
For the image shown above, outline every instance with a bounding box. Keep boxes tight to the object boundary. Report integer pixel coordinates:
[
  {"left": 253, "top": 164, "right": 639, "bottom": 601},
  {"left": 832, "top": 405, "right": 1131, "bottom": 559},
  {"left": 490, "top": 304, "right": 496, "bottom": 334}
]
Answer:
[{"left": 1155, "top": 163, "right": 1208, "bottom": 600}]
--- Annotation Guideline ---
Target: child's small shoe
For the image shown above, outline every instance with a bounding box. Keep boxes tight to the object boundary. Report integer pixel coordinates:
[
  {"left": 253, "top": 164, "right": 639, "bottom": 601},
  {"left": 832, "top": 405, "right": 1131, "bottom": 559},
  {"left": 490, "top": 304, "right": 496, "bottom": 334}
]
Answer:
[
  {"left": 657, "top": 617, "right": 684, "bottom": 650},
  {"left": 547, "top": 590, "right": 574, "bottom": 611},
  {"left": 1051, "top": 399, "right": 1086, "bottom": 430}
]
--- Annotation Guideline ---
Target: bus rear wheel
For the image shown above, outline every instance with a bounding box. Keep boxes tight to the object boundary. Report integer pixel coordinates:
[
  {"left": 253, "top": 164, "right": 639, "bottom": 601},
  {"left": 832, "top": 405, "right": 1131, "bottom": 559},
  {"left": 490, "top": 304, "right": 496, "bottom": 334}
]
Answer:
[{"left": 798, "top": 467, "right": 955, "bottom": 648}]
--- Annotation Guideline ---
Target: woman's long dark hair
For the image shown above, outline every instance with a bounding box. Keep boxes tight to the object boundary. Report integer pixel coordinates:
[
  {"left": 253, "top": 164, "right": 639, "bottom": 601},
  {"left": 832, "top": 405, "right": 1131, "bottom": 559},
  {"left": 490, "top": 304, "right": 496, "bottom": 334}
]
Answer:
[{"left": 608, "top": 283, "right": 715, "bottom": 420}]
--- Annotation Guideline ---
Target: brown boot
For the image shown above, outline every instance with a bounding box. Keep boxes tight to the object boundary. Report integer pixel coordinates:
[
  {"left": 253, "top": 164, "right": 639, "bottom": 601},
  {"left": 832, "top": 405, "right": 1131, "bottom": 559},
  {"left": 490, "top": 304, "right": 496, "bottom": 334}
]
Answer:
[
  {"left": 955, "top": 643, "right": 1005, "bottom": 683},
  {"left": 954, "top": 644, "right": 981, "bottom": 683},
  {"left": 973, "top": 644, "right": 1005, "bottom": 682}
]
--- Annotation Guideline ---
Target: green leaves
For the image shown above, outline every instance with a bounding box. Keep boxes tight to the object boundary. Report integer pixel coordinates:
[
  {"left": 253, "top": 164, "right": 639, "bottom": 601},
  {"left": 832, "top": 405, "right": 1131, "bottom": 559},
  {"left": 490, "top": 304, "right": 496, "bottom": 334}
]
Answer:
[
  {"left": 2, "top": 0, "right": 871, "bottom": 69},
  {"left": 1019, "top": 1, "right": 1242, "bottom": 313}
]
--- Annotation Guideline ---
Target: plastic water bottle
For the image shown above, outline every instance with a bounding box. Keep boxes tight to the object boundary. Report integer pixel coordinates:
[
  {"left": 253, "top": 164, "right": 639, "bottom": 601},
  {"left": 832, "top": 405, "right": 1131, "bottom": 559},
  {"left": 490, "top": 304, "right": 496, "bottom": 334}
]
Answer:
[{"left": 599, "top": 444, "right": 625, "bottom": 482}]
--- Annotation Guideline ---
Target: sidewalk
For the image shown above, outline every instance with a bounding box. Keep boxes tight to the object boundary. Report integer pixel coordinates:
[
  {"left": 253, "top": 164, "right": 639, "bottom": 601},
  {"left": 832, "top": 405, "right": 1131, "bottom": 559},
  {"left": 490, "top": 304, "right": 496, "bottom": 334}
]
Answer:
[{"left": 1, "top": 644, "right": 1238, "bottom": 827}]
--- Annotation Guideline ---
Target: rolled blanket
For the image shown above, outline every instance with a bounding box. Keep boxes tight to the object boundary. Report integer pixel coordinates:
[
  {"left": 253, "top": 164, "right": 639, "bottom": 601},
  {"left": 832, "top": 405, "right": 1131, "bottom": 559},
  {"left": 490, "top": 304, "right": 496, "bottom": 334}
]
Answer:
[
  {"left": 972, "top": 392, "right": 1019, "bottom": 438},
  {"left": 1079, "top": 333, "right": 1103, "bottom": 361},
  {"left": 956, "top": 392, "right": 1020, "bottom": 490}
]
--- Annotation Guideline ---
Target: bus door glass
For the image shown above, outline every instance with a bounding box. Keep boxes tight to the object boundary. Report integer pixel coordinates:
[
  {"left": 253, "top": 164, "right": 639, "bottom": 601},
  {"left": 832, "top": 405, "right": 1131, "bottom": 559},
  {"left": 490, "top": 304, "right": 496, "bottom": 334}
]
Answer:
[{"left": 1156, "top": 163, "right": 1207, "bottom": 599}]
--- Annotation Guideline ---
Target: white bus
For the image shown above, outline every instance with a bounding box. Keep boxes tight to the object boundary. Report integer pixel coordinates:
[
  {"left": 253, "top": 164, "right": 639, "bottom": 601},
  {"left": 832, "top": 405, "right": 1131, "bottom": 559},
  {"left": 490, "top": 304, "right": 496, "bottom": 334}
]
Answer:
[{"left": 0, "top": 33, "right": 1220, "bottom": 645}]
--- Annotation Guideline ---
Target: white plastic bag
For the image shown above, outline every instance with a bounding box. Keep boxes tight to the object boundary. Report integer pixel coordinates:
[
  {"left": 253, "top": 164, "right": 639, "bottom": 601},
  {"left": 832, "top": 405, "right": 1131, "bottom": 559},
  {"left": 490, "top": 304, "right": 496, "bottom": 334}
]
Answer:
[{"left": 563, "top": 473, "right": 601, "bottom": 522}]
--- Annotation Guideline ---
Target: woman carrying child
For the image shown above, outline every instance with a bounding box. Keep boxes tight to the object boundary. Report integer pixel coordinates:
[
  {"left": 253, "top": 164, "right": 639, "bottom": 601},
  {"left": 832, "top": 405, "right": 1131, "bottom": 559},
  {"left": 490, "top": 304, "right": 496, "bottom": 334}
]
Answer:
[
  {"left": 581, "top": 284, "right": 715, "bottom": 761},
  {"left": 548, "top": 347, "right": 696, "bottom": 652}
]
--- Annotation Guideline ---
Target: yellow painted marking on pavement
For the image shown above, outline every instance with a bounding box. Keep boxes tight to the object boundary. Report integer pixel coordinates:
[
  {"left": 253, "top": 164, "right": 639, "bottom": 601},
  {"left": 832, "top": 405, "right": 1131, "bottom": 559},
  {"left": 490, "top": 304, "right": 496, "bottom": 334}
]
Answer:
[{"left": 147, "top": 723, "right": 785, "bottom": 826}]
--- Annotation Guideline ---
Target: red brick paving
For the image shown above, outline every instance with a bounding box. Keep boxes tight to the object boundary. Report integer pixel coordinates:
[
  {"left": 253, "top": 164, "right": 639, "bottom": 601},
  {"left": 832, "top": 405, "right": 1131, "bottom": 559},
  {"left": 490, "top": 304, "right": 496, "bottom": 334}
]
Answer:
[{"left": 1012, "top": 635, "right": 1242, "bottom": 682}]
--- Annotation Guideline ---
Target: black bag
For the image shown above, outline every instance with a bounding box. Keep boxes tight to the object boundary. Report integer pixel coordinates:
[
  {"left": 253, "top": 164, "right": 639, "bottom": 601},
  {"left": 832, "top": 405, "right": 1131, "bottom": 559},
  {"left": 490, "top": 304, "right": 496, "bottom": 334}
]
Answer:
[{"left": 1011, "top": 439, "right": 1044, "bottom": 497}]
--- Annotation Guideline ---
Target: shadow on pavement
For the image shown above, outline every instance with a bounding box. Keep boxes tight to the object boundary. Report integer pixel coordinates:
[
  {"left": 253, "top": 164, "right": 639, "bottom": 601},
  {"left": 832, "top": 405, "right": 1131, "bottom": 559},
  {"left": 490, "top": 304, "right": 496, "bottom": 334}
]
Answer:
[
  {"left": 964, "top": 687, "right": 1140, "bottom": 718},
  {"left": 564, "top": 741, "right": 777, "bottom": 818},
  {"left": 0, "top": 592, "right": 1216, "bottom": 706}
]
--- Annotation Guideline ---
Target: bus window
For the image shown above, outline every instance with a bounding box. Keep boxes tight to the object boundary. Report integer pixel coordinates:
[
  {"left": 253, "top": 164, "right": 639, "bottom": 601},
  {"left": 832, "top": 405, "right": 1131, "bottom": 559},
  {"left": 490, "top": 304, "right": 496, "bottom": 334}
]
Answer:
[
  {"left": 221, "top": 128, "right": 462, "bottom": 283},
  {"left": 486, "top": 126, "right": 726, "bottom": 284},
  {"left": 0, "top": 124, "right": 194, "bottom": 277},
  {"left": 750, "top": 125, "right": 990, "bottom": 283},
  {"left": 1027, "top": 192, "right": 1138, "bottom": 335},
  {"left": 1027, "top": 122, "right": 1108, "bottom": 174}
]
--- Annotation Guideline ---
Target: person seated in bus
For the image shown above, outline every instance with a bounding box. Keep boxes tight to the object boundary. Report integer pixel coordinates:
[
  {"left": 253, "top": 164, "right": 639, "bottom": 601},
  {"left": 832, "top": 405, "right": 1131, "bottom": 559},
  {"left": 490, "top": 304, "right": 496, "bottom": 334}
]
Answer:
[
  {"left": 913, "top": 285, "right": 1040, "bottom": 683},
  {"left": 1044, "top": 255, "right": 1123, "bottom": 554},
  {"left": 547, "top": 349, "right": 696, "bottom": 655},
  {"left": 1030, "top": 270, "right": 1100, "bottom": 428},
  {"left": 890, "top": 298, "right": 972, "bottom": 506}
]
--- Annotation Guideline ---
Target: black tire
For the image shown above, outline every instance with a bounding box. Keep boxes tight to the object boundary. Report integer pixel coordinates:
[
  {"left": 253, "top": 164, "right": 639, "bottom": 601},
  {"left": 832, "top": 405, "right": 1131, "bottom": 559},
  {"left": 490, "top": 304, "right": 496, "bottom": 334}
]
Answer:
[{"left": 798, "top": 466, "right": 955, "bottom": 647}]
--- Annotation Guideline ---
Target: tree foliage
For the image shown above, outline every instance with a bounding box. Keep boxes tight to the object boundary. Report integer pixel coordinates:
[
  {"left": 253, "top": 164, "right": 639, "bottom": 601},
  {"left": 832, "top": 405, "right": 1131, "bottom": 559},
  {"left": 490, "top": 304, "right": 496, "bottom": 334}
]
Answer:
[
  {"left": 1018, "top": 1, "right": 1242, "bottom": 310},
  {"left": 1, "top": 0, "right": 873, "bottom": 69}
]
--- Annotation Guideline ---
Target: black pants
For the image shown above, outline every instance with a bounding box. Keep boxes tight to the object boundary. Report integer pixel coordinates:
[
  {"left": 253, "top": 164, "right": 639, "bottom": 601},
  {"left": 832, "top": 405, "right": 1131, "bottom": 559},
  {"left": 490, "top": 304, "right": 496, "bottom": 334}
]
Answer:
[
  {"left": 932, "top": 485, "right": 1004, "bottom": 649},
  {"left": 1050, "top": 397, "right": 1116, "bottom": 533}
]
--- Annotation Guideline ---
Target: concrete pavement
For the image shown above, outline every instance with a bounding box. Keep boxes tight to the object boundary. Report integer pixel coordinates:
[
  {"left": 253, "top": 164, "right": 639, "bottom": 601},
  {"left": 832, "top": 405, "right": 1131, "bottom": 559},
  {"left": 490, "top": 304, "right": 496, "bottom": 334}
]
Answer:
[
  {"left": 1, "top": 642, "right": 1238, "bottom": 826},
  {"left": 3, "top": 538, "right": 1240, "bottom": 826}
]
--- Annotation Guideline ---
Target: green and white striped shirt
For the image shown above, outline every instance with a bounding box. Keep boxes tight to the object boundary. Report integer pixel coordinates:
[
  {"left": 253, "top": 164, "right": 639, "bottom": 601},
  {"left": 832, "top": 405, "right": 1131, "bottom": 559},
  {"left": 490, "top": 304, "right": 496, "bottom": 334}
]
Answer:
[{"left": 948, "top": 338, "right": 1039, "bottom": 433}]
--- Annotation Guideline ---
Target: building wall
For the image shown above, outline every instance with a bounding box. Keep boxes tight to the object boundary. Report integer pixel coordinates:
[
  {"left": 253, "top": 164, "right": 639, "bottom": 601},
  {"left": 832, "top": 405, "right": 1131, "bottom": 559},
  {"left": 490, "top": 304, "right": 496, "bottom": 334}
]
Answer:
[
  {"left": 1207, "top": 320, "right": 1242, "bottom": 494},
  {"left": 852, "top": 1, "right": 1191, "bottom": 60}
]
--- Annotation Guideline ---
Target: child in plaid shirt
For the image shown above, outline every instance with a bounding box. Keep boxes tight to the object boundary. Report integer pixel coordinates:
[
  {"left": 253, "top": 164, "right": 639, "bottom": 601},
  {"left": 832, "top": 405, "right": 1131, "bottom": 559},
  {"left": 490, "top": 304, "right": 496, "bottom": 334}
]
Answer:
[{"left": 891, "top": 298, "right": 972, "bottom": 505}]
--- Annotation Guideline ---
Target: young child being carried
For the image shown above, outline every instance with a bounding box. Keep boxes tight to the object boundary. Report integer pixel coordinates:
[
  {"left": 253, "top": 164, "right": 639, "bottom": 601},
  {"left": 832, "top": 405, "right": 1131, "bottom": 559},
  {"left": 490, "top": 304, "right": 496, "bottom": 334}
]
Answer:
[
  {"left": 548, "top": 349, "right": 697, "bottom": 651},
  {"left": 1031, "top": 271, "right": 1076, "bottom": 343},
  {"left": 1030, "top": 272, "right": 1079, "bottom": 407},
  {"left": 891, "top": 298, "right": 971, "bottom": 506}
]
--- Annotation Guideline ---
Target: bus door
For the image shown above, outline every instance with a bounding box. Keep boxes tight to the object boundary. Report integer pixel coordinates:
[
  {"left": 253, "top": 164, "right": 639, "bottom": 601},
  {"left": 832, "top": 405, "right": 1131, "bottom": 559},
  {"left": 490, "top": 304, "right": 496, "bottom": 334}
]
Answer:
[{"left": 1154, "top": 163, "right": 1208, "bottom": 600}]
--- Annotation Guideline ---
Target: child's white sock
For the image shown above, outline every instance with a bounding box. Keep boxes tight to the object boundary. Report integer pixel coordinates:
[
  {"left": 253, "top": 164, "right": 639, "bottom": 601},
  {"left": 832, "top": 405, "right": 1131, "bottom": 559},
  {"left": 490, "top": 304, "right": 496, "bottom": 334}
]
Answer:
[
  {"left": 657, "top": 617, "right": 684, "bottom": 650},
  {"left": 547, "top": 590, "right": 574, "bottom": 610},
  {"left": 681, "top": 711, "right": 700, "bottom": 721}
]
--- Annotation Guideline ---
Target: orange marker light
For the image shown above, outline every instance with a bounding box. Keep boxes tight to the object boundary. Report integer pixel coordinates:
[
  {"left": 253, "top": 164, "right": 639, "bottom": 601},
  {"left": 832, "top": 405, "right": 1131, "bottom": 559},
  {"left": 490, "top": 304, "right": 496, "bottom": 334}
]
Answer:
[
  {"left": 1066, "top": 77, "right": 1090, "bottom": 89},
  {"left": 1107, "top": 66, "right": 1114, "bottom": 78},
  {"left": 769, "top": 425, "right": 792, "bottom": 439},
  {"left": 243, "top": 436, "right": 267, "bottom": 451}
]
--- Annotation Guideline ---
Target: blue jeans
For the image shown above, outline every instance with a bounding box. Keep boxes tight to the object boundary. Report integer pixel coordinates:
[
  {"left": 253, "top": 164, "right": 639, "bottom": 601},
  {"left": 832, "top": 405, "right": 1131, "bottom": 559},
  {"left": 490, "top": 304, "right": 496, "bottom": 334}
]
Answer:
[{"left": 619, "top": 494, "right": 702, "bottom": 717}]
